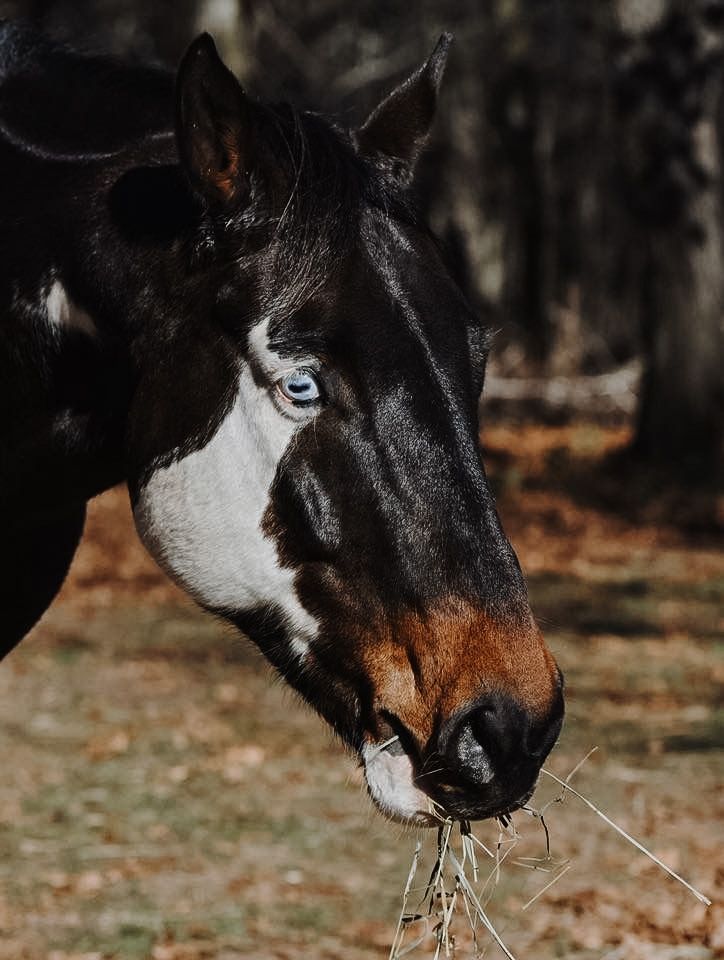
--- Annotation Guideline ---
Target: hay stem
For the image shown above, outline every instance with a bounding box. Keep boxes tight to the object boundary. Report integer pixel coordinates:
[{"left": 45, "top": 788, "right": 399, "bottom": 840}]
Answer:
[
  {"left": 540, "top": 768, "right": 711, "bottom": 906},
  {"left": 521, "top": 863, "right": 572, "bottom": 910},
  {"left": 390, "top": 746, "right": 710, "bottom": 959},
  {"left": 447, "top": 847, "right": 518, "bottom": 960},
  {"left": 389, "top": 839, "right": 422, "bottom": 960}
]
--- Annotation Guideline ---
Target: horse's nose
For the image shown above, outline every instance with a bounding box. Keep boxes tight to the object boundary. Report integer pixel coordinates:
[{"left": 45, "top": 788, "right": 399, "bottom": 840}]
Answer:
[
  {"left": 436, "top": 691, "right": 564, "bottom": 815},
  {"left": 451, "top": 695, "right": 556, "bottom": 778}
]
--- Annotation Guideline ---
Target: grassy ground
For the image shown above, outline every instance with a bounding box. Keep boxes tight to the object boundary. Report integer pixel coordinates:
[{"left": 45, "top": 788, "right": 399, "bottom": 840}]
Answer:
[{"left": 0, "top": 424, "right": 722, "bottom": 960}]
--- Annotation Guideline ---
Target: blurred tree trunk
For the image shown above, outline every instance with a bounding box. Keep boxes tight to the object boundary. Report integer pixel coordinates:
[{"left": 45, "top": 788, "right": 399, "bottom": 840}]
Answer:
[
  {"left": 498, "top": 64, "right": 549, "bottom": 363},
  {"left": 636, "top": 160, "right": 724, "bottom": 471},
  {"left": 482, "top": 3, "right": 553, "bottom": 367},
  {"left": 616, "top": 3, "right": 724, "bottom": 473},
  {"left": 482, "top": 0, "right": 619, "bottom": 372}
]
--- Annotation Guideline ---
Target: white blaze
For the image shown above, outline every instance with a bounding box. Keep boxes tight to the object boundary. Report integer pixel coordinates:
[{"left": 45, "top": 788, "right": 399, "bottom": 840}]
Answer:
[
  {"left": 45, "top": 280, "right": 97, "bottom": 338},
  {"left": 133, "top": 318, "right": 317, "bottom": 657}
]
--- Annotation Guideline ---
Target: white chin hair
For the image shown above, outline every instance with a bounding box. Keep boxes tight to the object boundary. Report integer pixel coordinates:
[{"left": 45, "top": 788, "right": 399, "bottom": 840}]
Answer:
[{"left": 362, "top": 743, "right": 439, "bottom": 827}]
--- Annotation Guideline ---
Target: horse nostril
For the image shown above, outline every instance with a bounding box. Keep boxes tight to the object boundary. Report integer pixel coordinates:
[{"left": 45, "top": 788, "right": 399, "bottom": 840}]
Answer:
[
  {"left": 468, "top": 700, "right": 521, "bottom": 759},
  {"left": 453, "top": 696, "right": 527, "bottom": 784},
  {"left": 441, "top": 691, "right": 562, "bottom": 792},
  {"left": 454, "top": 716, "right": 496, "bottom": 785},
  {"left": 468, "top": 704, "right": 496, "bottom": 746},
  {"left": 429, "top": 690, "right": 565, "bottom": 819},
  {"left": 445, "top": 690, "right": 564, "bottom": 788}
]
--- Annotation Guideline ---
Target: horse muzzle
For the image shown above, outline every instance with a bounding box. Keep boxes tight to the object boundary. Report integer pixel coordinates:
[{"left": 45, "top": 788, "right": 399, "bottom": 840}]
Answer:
[{"left": 361, "top": 687, "right": 565, "bottom": 825}]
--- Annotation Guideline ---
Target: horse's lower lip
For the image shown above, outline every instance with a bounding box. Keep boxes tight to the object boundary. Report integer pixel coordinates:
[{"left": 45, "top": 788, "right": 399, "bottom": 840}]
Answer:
[
  {"left": 361, "top": 741, "right": 438, "bottom": 827},
  {"left": 427, "top": 784, "right": 536, "bottom": 823},
  {"left": 361, "top": 739, "right": 537, "bottom": 826}
]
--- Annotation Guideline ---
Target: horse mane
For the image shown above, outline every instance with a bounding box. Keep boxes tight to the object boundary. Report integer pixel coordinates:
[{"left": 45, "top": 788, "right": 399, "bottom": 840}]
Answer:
[
  {"left": 0, "top": 20, "right": 430, "bottom": 321},
  {"left": 226, "top": 97, "right": 424, "bottom": 322},
  {"left": 0, "top": 20, "right": 174, "bottom": 157}
]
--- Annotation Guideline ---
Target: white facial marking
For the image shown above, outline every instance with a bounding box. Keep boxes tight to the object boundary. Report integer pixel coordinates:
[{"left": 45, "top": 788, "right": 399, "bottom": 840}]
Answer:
[
  {"left": 362, "top": 742, "right": 438, "bottom": 827},
  {"left": 133, "top": 318, "right": 317, "bottom": 658},
  {"left": 45, "top": 280, "right": 97, "bottom": 338}
]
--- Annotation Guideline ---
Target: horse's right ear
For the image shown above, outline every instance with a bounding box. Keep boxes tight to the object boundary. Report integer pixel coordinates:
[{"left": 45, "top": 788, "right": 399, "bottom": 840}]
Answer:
[
  {"left": 355, "top": 33, "right": 452, "bottom": 182},
  {"left": 176, "top": 33, "right": 253, "bottom": 207}
]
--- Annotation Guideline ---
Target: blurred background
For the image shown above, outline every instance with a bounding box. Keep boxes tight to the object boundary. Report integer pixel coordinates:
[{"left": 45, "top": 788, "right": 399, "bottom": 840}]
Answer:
[{"left": 0, "top": 1, "right": 721, "bottom": 959}]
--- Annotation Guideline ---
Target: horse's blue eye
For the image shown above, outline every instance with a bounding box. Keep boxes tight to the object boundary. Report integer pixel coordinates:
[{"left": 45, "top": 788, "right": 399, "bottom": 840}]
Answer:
[{"left": 278, "top": 369, "right": 321, "bottom": 405}]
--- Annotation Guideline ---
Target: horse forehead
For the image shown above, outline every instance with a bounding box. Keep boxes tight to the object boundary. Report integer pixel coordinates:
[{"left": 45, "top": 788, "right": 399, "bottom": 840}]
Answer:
[
  {"left": 310, "top": 233, "right": 469, "bottom": 371},
  {"left": 348, "top": 284, "right": 473, "bottom": 417},
  {"left": 361, "top": 213, "right": 452, "bottom": 294}
]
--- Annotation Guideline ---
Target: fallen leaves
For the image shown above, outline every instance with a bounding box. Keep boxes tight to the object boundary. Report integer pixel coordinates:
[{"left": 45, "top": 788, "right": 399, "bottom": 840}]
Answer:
[{"left": 84, "top": 729, "right": 130, "bottom": 762}]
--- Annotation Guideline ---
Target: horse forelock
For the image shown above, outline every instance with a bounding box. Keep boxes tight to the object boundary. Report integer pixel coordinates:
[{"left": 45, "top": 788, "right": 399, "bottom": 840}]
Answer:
[{"left": 209, "top": 100, "right": 424, "bottom": 325}]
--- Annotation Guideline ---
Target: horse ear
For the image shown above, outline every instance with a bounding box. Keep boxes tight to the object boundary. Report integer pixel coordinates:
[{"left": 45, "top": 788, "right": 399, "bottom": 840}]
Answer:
[
  {"left": 356, "top": 33, "right": 452, "bottom": 180},
  {"left": 176, "top": 33, "right": 252, "bottom": 207}
]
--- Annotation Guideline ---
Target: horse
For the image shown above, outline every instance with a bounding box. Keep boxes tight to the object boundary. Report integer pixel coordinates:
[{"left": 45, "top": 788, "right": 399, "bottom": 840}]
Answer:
[{"left": 0, "top": 22, "right": 563, "bottom": 826}]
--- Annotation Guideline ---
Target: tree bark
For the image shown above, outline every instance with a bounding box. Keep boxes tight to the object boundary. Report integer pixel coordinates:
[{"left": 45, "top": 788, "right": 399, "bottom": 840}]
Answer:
[
  {"left": 636, "top": 163, "right": 724, "bottom": 470},
  {"left": 616, "top": 3, "right": 724, "bottom": 474}
]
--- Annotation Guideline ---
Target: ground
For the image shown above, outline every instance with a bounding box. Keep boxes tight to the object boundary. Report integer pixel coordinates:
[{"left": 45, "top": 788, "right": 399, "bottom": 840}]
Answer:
[{"left": 0, "top": 424, "right": 722, "bottom": 960}]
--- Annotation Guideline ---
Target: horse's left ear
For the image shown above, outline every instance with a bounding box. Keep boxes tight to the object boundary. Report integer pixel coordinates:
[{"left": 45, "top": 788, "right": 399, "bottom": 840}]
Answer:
[
  {"left": 355, "top": 33, "right": 452, "bottom": 181},
  {"left": 176, "top": 33, "right": 253, "bottom": 207}
]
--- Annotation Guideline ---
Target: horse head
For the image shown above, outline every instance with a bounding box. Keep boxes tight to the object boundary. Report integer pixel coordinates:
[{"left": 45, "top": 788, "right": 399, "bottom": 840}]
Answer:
[{"left": 129, "top": 34, "right": 563, "bottom": 825}]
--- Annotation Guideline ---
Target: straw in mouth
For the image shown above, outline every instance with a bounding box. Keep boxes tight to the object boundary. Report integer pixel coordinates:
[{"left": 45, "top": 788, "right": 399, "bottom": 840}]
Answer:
[{"left": 388, "top": 746, "right": 711, "bottom": 959}]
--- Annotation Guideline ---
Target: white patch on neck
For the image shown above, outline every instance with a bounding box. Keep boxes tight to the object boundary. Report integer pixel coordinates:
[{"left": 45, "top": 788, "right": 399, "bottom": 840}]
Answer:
[
  {"left": 133, "top": 318, "right": 317, "bottom": 659},
  {"left": 46, "top": 280, "right": 97, "bottom": 338}
]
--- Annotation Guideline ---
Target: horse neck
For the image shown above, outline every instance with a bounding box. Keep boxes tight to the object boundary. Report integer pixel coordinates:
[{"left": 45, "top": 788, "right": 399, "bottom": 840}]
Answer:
[
  {"left": 0, "top": 31, "right": 188, "bottom": 509},
  {"left": 0, "top": 144, "right": 193, "bottom": 509}
]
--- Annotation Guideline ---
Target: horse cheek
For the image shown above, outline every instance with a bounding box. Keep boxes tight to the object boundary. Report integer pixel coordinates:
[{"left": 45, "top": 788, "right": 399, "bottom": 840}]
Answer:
[{"left": 131, "top": 373, "right": 317, "bottom": 654}]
